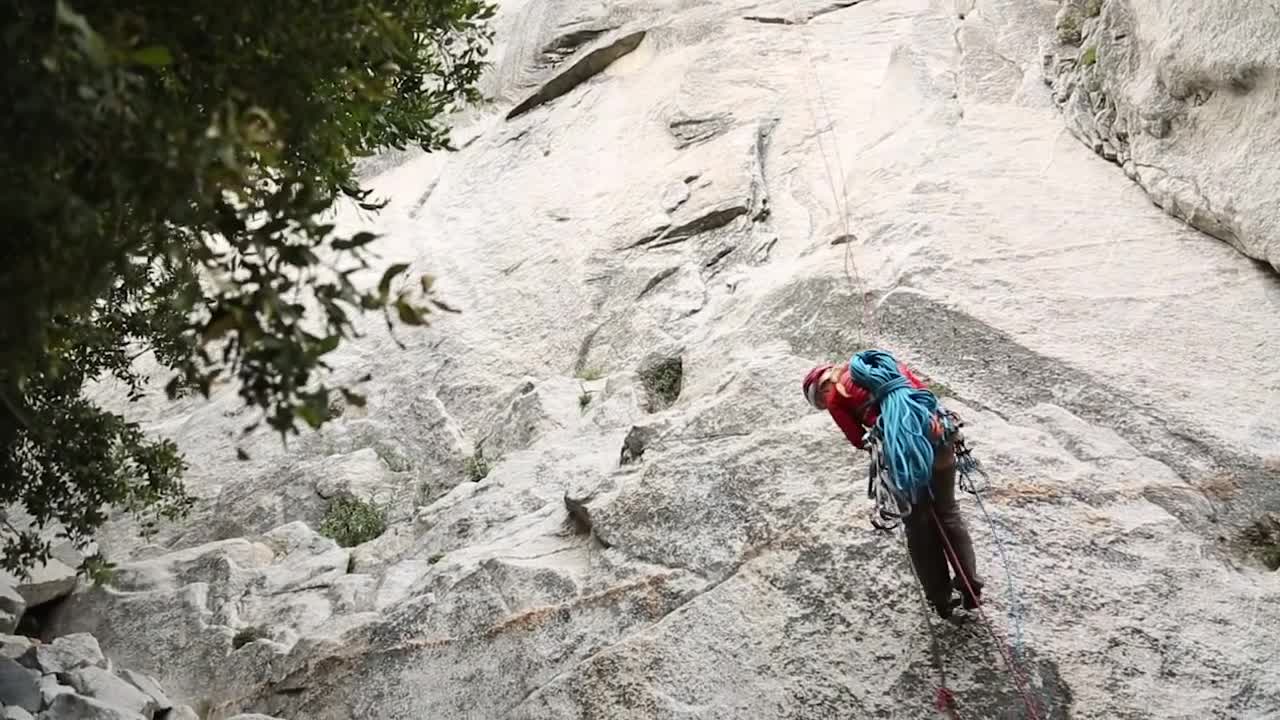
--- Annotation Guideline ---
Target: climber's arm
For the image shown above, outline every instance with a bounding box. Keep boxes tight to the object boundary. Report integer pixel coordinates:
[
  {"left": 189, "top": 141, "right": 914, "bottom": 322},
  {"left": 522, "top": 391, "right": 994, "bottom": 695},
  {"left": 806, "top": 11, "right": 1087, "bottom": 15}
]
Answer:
[{"left": 828, "top": 402, "right": 868, "bottom": 450}]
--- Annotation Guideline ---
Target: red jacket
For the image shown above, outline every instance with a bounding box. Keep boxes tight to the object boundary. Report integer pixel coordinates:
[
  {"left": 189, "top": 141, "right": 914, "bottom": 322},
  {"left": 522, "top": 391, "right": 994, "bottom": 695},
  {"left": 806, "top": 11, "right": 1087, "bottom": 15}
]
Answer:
[{"left": 823, "top": 362, "right": 928, "bottom": 450}]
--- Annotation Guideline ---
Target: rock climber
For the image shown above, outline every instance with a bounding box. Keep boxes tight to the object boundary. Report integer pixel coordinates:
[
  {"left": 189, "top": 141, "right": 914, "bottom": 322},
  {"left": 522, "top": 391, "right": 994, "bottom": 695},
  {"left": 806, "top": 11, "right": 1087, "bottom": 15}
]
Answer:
[{"left": 802, "top": 349, "right": 983, "bottom": 619}]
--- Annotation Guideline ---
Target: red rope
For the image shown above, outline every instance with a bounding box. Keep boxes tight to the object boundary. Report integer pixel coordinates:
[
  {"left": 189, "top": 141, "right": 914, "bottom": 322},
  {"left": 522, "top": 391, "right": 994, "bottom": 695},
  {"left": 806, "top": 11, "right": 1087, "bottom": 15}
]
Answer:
[
  {"left": 936, "top": 686, "right": 960, "bottom": 718},
  {"left": 930, "top": 507, "right": 1044, "bottom": 720},
  {"left": 899, "top": 531, "right": 962, "bottom": 719}
]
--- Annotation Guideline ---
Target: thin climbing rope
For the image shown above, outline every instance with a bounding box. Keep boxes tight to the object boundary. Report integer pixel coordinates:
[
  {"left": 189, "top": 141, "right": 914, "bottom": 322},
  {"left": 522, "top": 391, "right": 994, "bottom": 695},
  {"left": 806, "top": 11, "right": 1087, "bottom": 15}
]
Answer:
[
  {"left": 787, "top": 0, "right": 876, "bottom": 345},
  {"left": 788, "top": 5, "right": 1048, "bottom": 716},
  {"left": 970, "top": 488, "right": 1027, "bottom": 663},
  {"left": 931, "top": 507, "right": 1044, "bottom": 720}
]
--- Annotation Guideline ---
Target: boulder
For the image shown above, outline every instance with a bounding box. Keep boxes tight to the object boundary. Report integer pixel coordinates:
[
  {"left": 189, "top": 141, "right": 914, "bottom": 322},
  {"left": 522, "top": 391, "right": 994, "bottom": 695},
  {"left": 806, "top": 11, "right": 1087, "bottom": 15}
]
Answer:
[
  {"left": 3, "top": 706, "right": 34, "bottom": 720},
  {"left": 0, "top": 635, "right": 33, "bottom": 661},
  {"left": 116, "top": 669, "right": 172, "bottom": 712},
  {"left": 0, "top": 583, "right": 22, "bottom": 635},
  {"left": 0, "top": 656, "right": 40, "bottom": 712},
  {"left": 37, "top": 674, "right": 74, "bottom": 708},
  {"left": 0, "top": 557, "right": 77, "bottom": 611},
  {"left": 21, "top": 633, "right": 106, "bottom": 675},
  {"left": 310, "top": 448, "right": 402, "bottom": 506},
  {"left": 67, "top": 666, "right": 159, "bottom": 718},
  {"left": 39, "top": 693, "right": 146, "bottom": 720}
]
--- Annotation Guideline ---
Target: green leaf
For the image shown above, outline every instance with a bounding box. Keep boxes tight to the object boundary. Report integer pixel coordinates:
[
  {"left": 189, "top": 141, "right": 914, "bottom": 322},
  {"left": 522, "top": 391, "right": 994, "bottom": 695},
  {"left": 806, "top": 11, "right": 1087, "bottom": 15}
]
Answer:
[
  {"left": 130, "top": 45, "right": 173, "bottom": 67},
  {"left": 278, "top": 245, "right": 319, "bottom": 267},
  {"left": 55, "top": 0, "right": 109, "bottom": 66},
  {"left": 333, "top": 232, "right": 379, "bottom": 251},
  {"left": 378, "top": 263, "right": 410, "bottom": 298},
  {"left": 396, "top": 299, "right": 427, "bottom": 326},
  {"left": 316, "top": 334, "right": 341, "bottom": 354},
  {"left": 201, "top": 310, "right": 238, "bottom": 344},
  {"left": 297, "top": 402, "right": 325, "bottom": 429}
]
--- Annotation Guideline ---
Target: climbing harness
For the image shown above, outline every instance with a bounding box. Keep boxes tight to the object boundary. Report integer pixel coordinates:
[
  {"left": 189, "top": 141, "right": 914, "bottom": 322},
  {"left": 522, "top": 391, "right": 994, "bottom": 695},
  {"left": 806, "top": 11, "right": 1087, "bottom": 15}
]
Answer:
[{"left": 864, "top": 406, "right": 965, "bottom": 532}]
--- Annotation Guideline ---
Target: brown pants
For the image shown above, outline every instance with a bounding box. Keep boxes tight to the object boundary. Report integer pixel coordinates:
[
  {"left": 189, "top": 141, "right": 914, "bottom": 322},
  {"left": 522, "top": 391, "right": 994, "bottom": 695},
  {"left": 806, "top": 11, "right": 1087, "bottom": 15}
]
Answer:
[{"left": 904, "top": 442, "right": 983, "bottom": 615}]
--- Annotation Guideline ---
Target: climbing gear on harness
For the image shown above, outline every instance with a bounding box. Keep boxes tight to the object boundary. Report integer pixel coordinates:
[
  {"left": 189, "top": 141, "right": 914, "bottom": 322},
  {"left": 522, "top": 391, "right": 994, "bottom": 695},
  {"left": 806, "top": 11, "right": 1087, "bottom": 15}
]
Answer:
[
  {"left": 863, "top": 407, "right": 965, "bottom": 532},
  {"left": 865, "top": 417, "right": 970, "bottom": 527},
  {"left": 850, "top": 350, "right": 950, "bottom": 503},
  {"left": 802, "top": 363, "right": 836, "bottom": 409},
  {"left": 865, "top": 427, "right": 912, "bottom": 531},
  {"left": 952, "top": 428, "right": 989, "bottom": 495}
]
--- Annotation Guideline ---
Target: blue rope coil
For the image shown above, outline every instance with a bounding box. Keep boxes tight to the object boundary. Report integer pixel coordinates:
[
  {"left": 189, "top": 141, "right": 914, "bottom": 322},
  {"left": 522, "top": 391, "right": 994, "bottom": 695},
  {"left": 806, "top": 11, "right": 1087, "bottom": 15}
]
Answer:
[{"left": 849, "top": 349, "right": 941, "bottom": 503}]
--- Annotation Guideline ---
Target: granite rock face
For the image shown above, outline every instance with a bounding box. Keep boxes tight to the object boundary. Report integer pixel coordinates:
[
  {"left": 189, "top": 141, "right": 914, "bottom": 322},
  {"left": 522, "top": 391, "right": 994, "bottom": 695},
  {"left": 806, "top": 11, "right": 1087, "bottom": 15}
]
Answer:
[
  {"left": 1043, "top": 0, "right": 1280, "bottom": 269},
  {"left": 22, "top": 0, "right": 1280, "bottom": 719}
]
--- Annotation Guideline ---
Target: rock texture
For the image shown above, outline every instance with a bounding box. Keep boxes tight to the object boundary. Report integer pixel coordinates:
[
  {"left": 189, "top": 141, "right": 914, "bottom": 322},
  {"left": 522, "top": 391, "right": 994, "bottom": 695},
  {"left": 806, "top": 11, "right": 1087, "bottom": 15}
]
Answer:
[
  {"left": 0, "top": 540, "right": 84, "bottom": 633},
  {"left": 24, "top": 0, "right": 1280, "bottom": 719},
  {"left": 0, "top": 633, "right": 202, "bottom": 719},
  {"left": 1044, "top": 0, "right": 1280, "bottom": 269},
  {"left": 0, "top": 589, "right": 20, "bottom": 636}
]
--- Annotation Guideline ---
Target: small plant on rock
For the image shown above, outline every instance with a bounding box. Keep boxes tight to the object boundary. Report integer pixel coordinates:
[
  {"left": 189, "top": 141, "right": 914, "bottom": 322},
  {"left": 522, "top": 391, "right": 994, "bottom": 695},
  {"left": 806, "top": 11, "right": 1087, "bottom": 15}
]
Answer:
[
  {"left": 577, "top": 380, "right": 596, "bottom": 412},
  {"left": 1084, "top": 0, "right": 1103, "bottom": 18},
  {"left": 1081, "top": 46, "right": 1098, "bottom": 66},
  {"left": 576, "top": 367, "right": 604, "bottom": 381},
  {"left": 1239, "top": 514, "right": 1280, "bottom": 571},
  {"left": 923, "top": 378, "right": 954, "bottom": 398},
  {"left": 464, "top": 445, "right": 491, "bottom": 482},
  {"left": 318, "top": 496, "right": 388, "bottom": 548},
  {"left": 1056, "top": 8, "right": 1084, "bottom": 45},
  {"left": 639, "top": 356, "right": 683, "bottom": 412}
]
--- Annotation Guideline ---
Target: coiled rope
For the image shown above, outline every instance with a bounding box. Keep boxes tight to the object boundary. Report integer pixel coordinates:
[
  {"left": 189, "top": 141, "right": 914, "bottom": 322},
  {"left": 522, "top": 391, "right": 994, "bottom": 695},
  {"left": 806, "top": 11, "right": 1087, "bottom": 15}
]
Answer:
[{"left": 850, "top": 349, "right": 944, "bottom": 503}]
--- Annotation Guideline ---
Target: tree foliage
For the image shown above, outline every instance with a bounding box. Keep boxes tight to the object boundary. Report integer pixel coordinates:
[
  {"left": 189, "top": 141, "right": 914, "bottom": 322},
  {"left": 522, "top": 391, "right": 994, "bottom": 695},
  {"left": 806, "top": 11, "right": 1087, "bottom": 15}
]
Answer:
[{"left": 0, "top": 0, "right": 495, "bottom": 578}]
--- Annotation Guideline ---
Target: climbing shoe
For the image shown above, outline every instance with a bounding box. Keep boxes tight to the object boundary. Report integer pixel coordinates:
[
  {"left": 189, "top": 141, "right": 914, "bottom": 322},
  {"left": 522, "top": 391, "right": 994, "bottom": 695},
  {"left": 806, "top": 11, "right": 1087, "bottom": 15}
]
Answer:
[
  {"left": 935, "top": 597, "right": 962, "bottom": 619},
  {"left": 952, "top": 578, "right": 983, "bottom": 610}
]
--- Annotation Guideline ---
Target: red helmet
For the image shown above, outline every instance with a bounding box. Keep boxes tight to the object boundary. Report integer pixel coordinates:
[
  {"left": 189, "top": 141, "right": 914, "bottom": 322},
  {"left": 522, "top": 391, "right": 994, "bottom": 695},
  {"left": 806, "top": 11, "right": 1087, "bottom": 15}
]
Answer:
[{"left": 803, "top": 364, "right": 836, "bottom": 409}]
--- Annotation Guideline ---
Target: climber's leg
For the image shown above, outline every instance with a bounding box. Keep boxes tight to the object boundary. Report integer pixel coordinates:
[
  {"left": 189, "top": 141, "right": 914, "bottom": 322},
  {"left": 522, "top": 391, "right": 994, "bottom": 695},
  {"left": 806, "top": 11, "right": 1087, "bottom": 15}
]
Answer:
[
  {"left": 904, "top": 495, "right": 955, "bottom": 617},
  {"left": 931, "top": 443, "right": 983, "bottom": 608}
]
